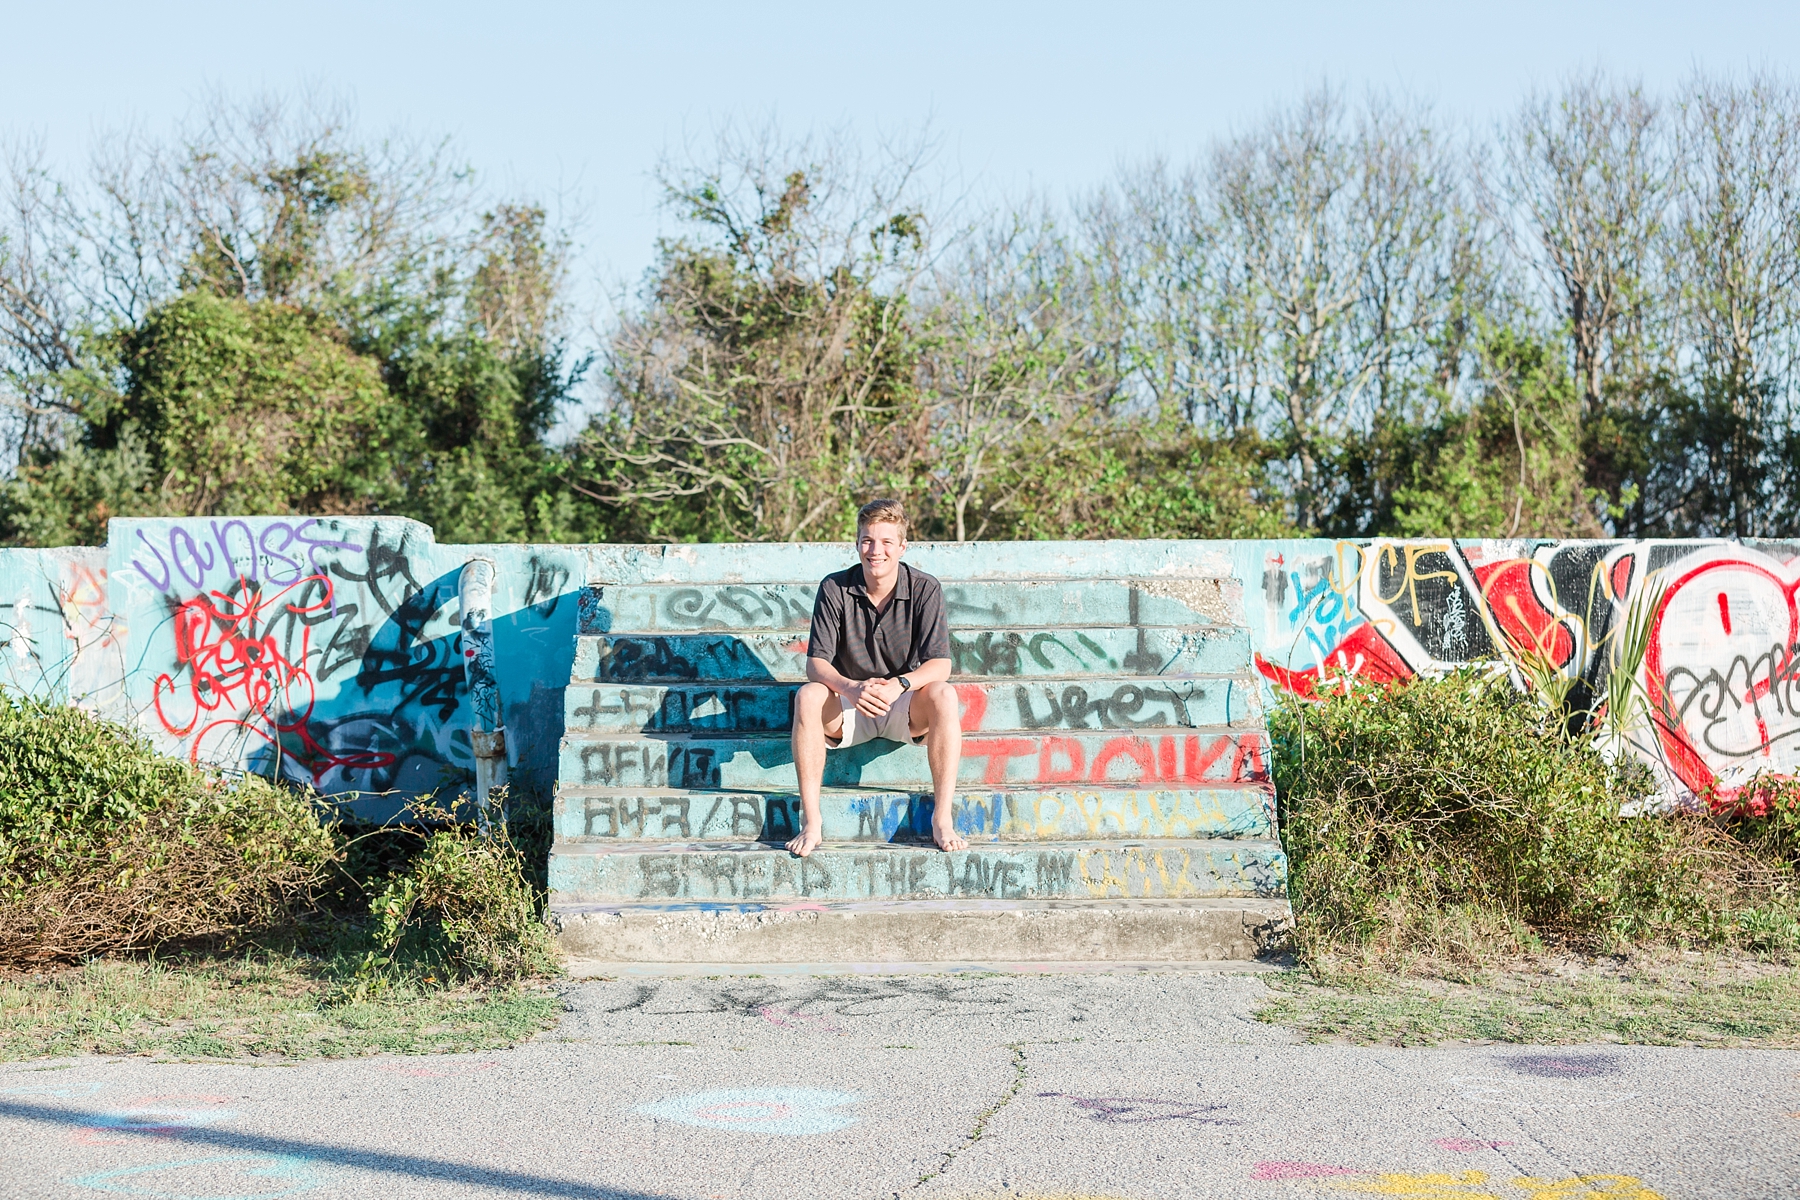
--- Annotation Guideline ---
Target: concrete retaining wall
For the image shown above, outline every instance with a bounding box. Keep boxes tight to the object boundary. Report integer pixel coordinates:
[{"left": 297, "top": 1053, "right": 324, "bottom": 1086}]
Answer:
[{"left": 3, "top": 525, "right": 1792, "bottom": 814}]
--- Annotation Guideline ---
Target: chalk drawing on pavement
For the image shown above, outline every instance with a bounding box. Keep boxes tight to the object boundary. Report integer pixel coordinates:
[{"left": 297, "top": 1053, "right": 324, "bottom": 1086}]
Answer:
[
  {"left": 1252, "top": 1167, "right": 1666, "bottom": 1200},
  {"left": 74, "top": 1094, "right": 237, "bottom": 1144},
  {"left": 1036, "top": 1092, "right": 1240, "bottom": 1125},
  {"left": 635, "top": 1088, "right": 860, "bottom": 1135},
  {"left": 1447, "top": 1076, "right": 1637, "bottom": 1110},
  {"left": 1328, "top": 1171, "right": 1502, "bottom": 1197},
  {"left": 1498, "top": 1054, "right": 1622, "bottom": 1078},
  {"left": 66, "top": 1153, "right": 325, "bottom": 1198}
]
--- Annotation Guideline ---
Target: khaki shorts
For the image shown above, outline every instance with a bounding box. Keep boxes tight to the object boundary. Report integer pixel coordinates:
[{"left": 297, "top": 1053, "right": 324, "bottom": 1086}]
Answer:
[{"left": 827, "top": 688, "right": 923, "bottom": 748}]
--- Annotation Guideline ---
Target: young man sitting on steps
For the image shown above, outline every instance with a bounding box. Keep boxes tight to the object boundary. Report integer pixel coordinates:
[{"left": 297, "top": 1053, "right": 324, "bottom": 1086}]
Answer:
[{"left": 786, "top": 498, "right": 966, "bottom": 857}]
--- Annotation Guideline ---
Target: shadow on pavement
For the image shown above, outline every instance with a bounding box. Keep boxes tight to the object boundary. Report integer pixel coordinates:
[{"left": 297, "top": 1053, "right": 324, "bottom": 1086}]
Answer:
[{"left": 0, "top": 1097, "right": 660, "bottom": 1199}]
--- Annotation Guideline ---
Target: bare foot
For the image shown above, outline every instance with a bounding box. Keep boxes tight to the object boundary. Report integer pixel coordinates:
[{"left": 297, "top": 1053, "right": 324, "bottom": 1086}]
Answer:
[
  {"left": 786, "top": 825, "right": 823, "bottom": 857},
  {"left": 932, "top": 820, "right": 967, "bottom": 853}
]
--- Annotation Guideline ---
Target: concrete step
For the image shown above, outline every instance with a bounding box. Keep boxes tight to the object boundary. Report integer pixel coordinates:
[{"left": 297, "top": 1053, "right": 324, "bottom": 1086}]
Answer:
[
  {"left": 583, "top": 578, "right": 1240, "bottom": 634},
  {"left": 552, "top": 897, "right": 1291, "bottom": 963},
  {"left": 555, "top": 785, "right": 1276, "bottom": 843},
  {"left": 564, "top": 677, "right": 1258, "bottom": 734},
  {"left": 560, "top": 729, "right": 1271, "bottom": 791},
  {"left": 547, "top": 838, "right": 1288, "bottom": 903},
  {"left": 572, "top": 626, "right": 1251, "bottom": 684}
]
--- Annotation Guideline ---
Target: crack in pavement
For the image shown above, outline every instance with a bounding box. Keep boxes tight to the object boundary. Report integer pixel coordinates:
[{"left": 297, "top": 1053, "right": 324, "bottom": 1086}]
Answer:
[{"left": 913, "top": 1042, "right": 1029, "bottom": 1190}]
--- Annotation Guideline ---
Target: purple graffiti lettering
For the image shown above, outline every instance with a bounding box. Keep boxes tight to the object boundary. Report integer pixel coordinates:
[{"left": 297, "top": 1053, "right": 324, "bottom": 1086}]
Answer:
[
  {"left": 131, "top": 529, "right": 172, "bottom": 591},
  {"left": 210, "top": 519, "right": 259, "bottom": 584},
  {"left": 130, "top": 520, "right": 368, "bottom": 595},
  {"left": 169, "top": 527, "right": 215, "bottom": 590}
]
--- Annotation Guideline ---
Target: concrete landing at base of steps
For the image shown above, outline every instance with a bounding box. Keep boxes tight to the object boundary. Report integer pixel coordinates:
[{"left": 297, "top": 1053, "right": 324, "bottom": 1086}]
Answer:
[
  {"left": 563, "top": 957, "right": 1290, "bottom": 977},
  {"left": 552, "top": 896, "right": 1292, "bottom": 964}
]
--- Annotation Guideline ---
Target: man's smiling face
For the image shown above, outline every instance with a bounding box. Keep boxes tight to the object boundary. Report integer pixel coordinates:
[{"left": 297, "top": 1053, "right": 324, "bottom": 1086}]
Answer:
[{"left": 856, "top": 520, "right": 906, "bottom": 588}]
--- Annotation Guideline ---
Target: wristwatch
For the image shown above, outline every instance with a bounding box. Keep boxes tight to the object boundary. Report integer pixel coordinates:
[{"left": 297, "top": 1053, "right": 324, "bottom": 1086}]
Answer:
[{"left": 897, "top": 675, "right": 913, "bottom": 691}]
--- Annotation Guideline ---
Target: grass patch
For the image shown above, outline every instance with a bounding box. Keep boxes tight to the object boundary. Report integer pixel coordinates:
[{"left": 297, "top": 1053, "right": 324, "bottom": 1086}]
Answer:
[
  {"left": 1256, "top": 953, "right": 1800, "bottom": 1047},
  {"left": 0, "top": 953, "right": 560, "bottom": 1061}
]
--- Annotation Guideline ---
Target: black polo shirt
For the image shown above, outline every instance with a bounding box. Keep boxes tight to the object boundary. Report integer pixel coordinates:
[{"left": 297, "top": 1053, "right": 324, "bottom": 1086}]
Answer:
[{"left": 805, "top": 562, "right": 951, "bottom": 682}]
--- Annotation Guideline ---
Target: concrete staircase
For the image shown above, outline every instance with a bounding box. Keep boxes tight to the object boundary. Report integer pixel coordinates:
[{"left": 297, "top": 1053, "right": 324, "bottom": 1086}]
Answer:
[{"left": 549, "top": 548, "right": 1290, "bottom": 966}]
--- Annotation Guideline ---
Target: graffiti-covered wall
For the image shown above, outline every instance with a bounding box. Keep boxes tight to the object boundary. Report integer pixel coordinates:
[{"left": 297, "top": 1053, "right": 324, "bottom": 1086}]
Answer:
[
  {"left": 3, "top": 517, "right": 584, "bottom": 821},
  {"left": 0, "top": 524, "right": 1791, "bottom": 817},
  {"left": 1242, "top": 537, "right": 1800, "bottom": 808}
]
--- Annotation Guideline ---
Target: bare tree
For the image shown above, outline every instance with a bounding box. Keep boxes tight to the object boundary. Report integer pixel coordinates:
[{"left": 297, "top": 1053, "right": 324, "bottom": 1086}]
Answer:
[
  {"left": 1491, "top": 75, "right": 1670, "bottom": 417},
  {"left": 1206, "top": 89, "right": 1465, "bottom": 527},
  {"left": 1658, "top": 72, "right": 1800, "bottom": 536},
  {"left": 921, "top": 208, "right": 1121, "bottom": 541},
  {"left": 1081, "top": 160, "right": 1265, "bottom": 434}
]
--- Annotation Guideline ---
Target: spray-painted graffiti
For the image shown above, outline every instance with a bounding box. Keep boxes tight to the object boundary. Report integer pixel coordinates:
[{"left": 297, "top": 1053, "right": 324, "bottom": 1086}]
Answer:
[
  {"left": 152, "top": 574, "right": 389, "bottom": 780},
  {"left": 124, "top": 519, "right": 474, "bottom": 798},
  {"left": 63, "top": 517, "right": 582, "bottom": 813},
  {"left": 568, "top": 731, "right": 1267, "bottom": 790},
  {"left": 15, "top": 526, "right": 1797, "bottom": 823},
  {"left": 128, "top": 518, "right": 363, "bottom": 593},
  {"left": 1254, "top": 538, "right": 1800, "bottom": 808},
  {"left": 67, "top": 1154, "right": 327, "bottom": 1199}
]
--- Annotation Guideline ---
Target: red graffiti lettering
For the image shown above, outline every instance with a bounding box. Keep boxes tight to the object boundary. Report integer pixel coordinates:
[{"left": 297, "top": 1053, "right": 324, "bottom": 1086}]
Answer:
[
  {"left": 955, "top": 683, "right": 987, "bottom": 732},
  {"left": 963, "top": 737, "right": 1037, "bottom": 784},
  {"left": 1038, "top": 737, "right": 1085, "bottom": 783},
  {"left": 1473, "top": 558, "right": 1574, "bottom": 666},
  {"left": 1089, "top": 736, "right": 1157, "bottom": 784},
  {"left": 1254, "top": 624, "right": 1413, "bottom": 698},
  {"left": 152, "top": 574, "right": 396, "bottom": 781},
  {"left": 1183, "top": 735, "right": 1231, "bottom": 781},
  {"left": 1230, "top": 736, "right": 1268, "bottom": 783}
]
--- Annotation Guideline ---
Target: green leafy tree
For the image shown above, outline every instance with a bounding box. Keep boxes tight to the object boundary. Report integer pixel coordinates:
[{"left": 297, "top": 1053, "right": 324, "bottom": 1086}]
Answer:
[
  {"left": 577, "top": 136, "right": 930, "bottom": 542},
  {"left": 0, "top": 99, "right": 585, "bottom": 546},
  {"left": 1385, "top": 329, "right": 1597, "bottom": 538}
]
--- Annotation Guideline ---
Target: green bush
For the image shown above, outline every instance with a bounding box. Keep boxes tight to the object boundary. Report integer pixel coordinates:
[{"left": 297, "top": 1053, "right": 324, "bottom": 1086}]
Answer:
[
  {"left": 363, "top": 797, "right": 558, "bottom": 983},
  {"left": 0, "top": 693, "right": 334, "bottom": 965},
  {"left": 1713, "top": 776, "right": 1800, "bottom": 877},
  {"left": 0, "top": 696, "right": 560, "bottom": 984},
  {"left": 1270, "top": 673, "right": 1797, "bottom": 965}
]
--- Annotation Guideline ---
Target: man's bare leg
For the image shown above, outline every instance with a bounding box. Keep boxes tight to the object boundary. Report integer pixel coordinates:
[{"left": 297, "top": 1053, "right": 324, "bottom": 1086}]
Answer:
[
  {"left": 787, "top": 682, "right": 843, "bottom": 857},
  {"left": 912, "top": 681, "right": 967, "bottom": 852}
]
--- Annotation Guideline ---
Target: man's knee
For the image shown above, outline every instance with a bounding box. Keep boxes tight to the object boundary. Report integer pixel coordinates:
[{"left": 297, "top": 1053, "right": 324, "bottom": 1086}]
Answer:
[
  {"left": 793, "top": 681, "right": 832, "bottom": 728},
  {"left": 918, "top": 681, "right": 960, "bottom": 724}
]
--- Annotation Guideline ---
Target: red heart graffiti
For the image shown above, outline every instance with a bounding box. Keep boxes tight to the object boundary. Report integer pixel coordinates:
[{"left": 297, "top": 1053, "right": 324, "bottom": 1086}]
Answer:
[{"left": 1642, "top": 552, "right": 1800, "bottom": 802}]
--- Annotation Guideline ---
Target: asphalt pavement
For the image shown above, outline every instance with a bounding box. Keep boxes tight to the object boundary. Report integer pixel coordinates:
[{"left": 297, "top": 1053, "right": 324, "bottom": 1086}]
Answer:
[{"left": 1, "top": 969, "right": 1796, "bottom": 1200}]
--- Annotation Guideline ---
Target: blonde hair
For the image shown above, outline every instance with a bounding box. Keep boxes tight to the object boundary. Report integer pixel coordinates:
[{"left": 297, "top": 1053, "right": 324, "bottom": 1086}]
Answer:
[{"left": 856, "top": 498, "right": 909, "bottom": 538}]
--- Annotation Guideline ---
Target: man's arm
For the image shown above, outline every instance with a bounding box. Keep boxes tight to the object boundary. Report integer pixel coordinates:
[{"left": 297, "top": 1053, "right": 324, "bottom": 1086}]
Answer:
[
  {"left": 901, "top": 657, "right": 952, "bottom": 687},
  {"left": 854, "top": 656, "right": 952, "bottom": 715}
]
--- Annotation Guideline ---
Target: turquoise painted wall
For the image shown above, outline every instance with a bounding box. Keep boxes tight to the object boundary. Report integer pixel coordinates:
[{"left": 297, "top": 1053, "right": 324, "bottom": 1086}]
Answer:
[{"left": 4, "top": 523, "right": 1794, "bottom": 815}]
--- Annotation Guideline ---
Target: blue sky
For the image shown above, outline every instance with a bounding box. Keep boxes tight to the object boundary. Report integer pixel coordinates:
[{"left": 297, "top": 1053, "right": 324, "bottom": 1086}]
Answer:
[{"left": 7, "top": 1, "right": 1799, "bottom": 304}]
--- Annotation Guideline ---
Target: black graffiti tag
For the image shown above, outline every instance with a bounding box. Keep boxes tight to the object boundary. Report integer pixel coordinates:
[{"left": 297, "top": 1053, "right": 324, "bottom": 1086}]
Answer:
[{"left": 1037, "top": 1092, "right": 1241, "bottom": 1125}]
